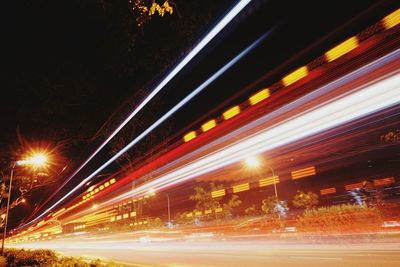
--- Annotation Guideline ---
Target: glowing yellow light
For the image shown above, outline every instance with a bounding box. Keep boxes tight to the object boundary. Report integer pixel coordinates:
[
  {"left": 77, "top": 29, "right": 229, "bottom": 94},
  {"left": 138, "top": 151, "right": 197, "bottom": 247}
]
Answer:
[
  {"left": 215, "top": 207, "right": 223, "bottom": 213},
  {"left": 201, "top": 119, "right": 217, "bottom": 132},
  {"left": 148, "top": 189, "right": 156, "bottom": 196},
  {"left": 94, "top": 188, "right": 99, "bottom": 193},
  {"left": 325, "top": 37, "right": 359, "bottom": 62},
  {"left": 249, "top": 89, "right": 270, "bottom": 105},
  {"left": 110, "top": 178, "right": 116, "bottom": 184},
  {"left": 28, "top": 153, "right": 48, "bottom": 167},
  {"left": 291, "top": 166, "right": 316, "bottom": 179},
  {"left": 104, "top": 182, "right": 110, "bottom": 187},
  {"left": 130, "top": 211, "right": 136, "bottom": 217},
  {"left": 99, "top": 185, "right": 104, "bottom": 190},
  {"left": 204, "top": 209, "right": 212, "bottom": 214},
  {"left": 259, "top": 176, "right": 279, "bottom": 187},
  {"left": 183, "top": 131, "right": 197, "bottom": 142},
  {"left": 223, "top": 106, "right": 240, "bottom": 120},
  {"left": 244, "top": 155, "right": 260, "bottom": 168},
  {"left": 92, "top": 204, "right": 98, "bottom": 210},
  {"left": 211, "top": 189, "right": 225, "bottom": 198},
  {"left": 282, "top": 66, "right": 308, "bottom": 86},
  {"left": 382, "top": 9, "right": 400, "bottom": 29},
  {"left": 232, "top": 183, "right": 250, "bottom": 193}
]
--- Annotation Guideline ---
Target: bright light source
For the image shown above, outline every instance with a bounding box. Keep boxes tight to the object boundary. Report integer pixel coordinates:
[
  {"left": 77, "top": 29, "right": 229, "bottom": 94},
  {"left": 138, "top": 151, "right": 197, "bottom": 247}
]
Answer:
[
  {"left": 16, "top": 160, "right": 27, "bottom": 166},
  {"left": 92, "top": 204, "right": 98, "bottom": 210},
  {"left": 148, "top": 189, "right": 156, "bottom": 196},
  {"left": 325, "top": 37, "right": 359, "bottom": 62},
  {"left": 244, "top": 155, "right": 260, "bottom": 168},
  {"left": 21, "top": 198, "right": 26, "bottom": 203},
  {"left": 201, "top": 119, "right": 217, "bottom": 132},
  {"left": 249, "top": 89, "right": 270, "bottom": 105},
  {"left": 282, "top": 66, "right": 308, "bottom": 86},
  {"left": 29, "top": 153, "right": 48, "bottom": 167},
  {"left": 183, "top": 131, "right": 197, "bottom": 142},
  {"left": 105, "top": 54, "right": 400, "bottom": 204}
]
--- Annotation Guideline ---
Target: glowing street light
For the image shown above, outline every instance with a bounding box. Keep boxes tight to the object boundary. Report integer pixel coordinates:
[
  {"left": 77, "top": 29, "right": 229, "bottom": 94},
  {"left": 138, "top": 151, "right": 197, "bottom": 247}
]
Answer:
[
  {"left": 1, "top": 150, "right": 50, "bottom": 255},
  {"left": 244, "top": 155, "right": 280, "bottom": 221},
  {"left": 148, "top": 189, "right": 156, "bottom": 196},
  {"left": 17, "top": 152, "right": 49, "bottom": 169},
  {"left": 28, "top": 153, "right": 48, "bottom": 167},
  {"left": 243, "top": 155, "right": 279, "bottom": 199},
  {"left": 244, "top": 155, "right": 261, "bottom": 169}
]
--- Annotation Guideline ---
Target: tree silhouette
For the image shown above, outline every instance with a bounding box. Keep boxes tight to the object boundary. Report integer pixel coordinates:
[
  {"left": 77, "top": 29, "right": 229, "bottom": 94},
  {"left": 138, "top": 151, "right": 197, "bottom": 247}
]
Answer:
[{"left": 292, "top": 190, "right": 319, "bottom": 210}]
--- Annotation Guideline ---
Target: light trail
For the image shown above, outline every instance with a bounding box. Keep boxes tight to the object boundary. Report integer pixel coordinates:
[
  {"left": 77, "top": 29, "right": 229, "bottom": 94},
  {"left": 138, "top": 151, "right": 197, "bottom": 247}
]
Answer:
[
  {"left": 25, "top": 26, "right": 270, "bottom": 227},
  {"left": 9, "top": 236, "right": 400, "bottom": 266},
  {"left": 26, "top": 30, "right": 274, "bottom": 225},
  {"left": 114, "top": 48, "right": 400, "bottom": 185},
  {"left": 103, "top": 65, "right": 400, "bottom": 206},
  {"left": 22, "top": 0, "right": 253, "bottom": 227}
]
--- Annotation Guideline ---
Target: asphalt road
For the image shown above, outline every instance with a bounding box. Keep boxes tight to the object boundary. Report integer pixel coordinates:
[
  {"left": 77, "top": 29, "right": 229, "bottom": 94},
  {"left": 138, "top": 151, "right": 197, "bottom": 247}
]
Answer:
[{"left": 14, "top": 238, "right": 400, "bottom": 267}]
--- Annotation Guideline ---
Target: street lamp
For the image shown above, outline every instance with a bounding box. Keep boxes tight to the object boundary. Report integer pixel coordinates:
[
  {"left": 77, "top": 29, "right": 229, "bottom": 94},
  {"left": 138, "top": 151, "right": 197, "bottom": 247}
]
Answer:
[
  {"left": 244, "top": 155, "right": 260, "bottom": 169},
  {"left": 244, "top": 155, "right": 278, "bottom": 199},
  {"left": 147, "top": 189, "right": 171, "bottom": 228},
  {"left": 244, "top": 155, "right": 280, "bottom": 221},
  {"left": 1, "top": 152, "right": 49, "bottom": 255}
]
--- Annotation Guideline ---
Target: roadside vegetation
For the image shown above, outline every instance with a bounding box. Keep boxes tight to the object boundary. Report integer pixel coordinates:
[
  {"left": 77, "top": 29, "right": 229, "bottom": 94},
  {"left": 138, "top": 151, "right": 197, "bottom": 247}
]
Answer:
[
  {"left": 94, "top": 184, "right": 386, "bottom": 234},
  {"left": 4, "top": 248, "right": 121, "bottom": 267}
]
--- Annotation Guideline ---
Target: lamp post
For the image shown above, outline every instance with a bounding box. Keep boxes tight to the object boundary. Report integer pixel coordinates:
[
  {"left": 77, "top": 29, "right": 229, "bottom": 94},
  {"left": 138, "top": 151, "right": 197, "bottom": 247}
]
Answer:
[
  {"left": 146, "top": 189, "right": 171, "bottom": 227},
  {"left": 244, "top": 155, "right": 278, "bottom": 199},
  {"left": 264, "top": 165, "right": 278, "bottom": 199},
  {"left": 166, "top": 194, "right": 171, "bottom": 228},
  {"left": 264, "top": 164, "right": 281, "bottom": 221},
  {"left": 244, "top": 155, "right": 280, "bottom": 220},
  {"left": 1, "top": 163, "right": 15, "bottom": 256},
  {"left": 1, "top": 152, "right": 49, "bottom": 256}
]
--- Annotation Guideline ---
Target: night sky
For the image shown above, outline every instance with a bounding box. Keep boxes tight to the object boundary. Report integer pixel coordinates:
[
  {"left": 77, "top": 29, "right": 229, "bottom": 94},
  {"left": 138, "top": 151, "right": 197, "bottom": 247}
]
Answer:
[{"left": 0, "top": 0, "right": 397, "bottom": 226}]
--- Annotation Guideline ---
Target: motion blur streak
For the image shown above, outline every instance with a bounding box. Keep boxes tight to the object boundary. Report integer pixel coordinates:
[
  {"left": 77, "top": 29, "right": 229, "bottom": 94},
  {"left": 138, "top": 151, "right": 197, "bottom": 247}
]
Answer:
[
  {"left": 118, "top": 48, "right": 400, "bottom": 190},
  {"left": 30, "top": 27, "right": 269, "bottom": 225},
  {"left": 23, "top": 0, "right": 253, "bottom": 226},
  {"left": 105, "top": 64, "right": 400, "bottom": 206},
  {"left": 10, "top": 236, "right": 400, "bottom": 267}
]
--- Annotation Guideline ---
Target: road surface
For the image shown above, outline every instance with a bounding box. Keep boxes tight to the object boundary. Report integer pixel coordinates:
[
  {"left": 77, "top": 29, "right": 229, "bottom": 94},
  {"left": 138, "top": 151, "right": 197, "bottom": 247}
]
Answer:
[{"left": 13, "top": 235, "right": 400, "bottom": 267}]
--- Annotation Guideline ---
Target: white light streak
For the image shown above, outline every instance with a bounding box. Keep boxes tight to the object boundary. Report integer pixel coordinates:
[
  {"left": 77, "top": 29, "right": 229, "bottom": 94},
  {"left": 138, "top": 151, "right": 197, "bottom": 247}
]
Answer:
[
  {"left": 22, "top": 0, "right": 253, "bottom": 227},
  {"left": 106, "top": 72, "right": 400, "bottom": 205},
  {"left": 40, "top": 31, "right": 268, "bottom": 217}
]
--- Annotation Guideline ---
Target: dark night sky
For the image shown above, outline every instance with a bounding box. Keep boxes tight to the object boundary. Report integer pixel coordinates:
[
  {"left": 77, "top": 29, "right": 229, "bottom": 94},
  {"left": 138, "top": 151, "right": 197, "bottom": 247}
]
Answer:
[
  {"left": 0, "top": 0, "right": 231, "bottom": 161},
  {"left": 0, "top": 0, "right": 398, "bottom": 226}
]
